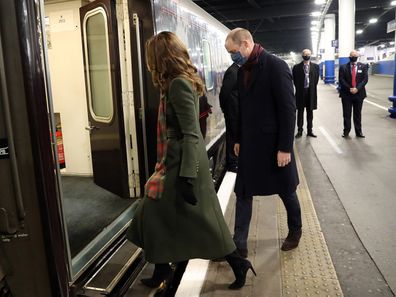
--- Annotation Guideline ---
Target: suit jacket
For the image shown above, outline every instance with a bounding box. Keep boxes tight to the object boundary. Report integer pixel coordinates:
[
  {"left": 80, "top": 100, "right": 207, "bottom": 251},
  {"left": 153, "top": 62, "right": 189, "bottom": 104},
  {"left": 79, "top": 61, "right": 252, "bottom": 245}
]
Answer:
[
  {"left": 339, "top": 62, "right": 368, "bottom": 100},
  {"left": 292, "top": 61, "right": 319, "bottom": 110},
  {"left": 219, "top": 63, "right": 239, "bottom": 139},
  {"left": 234, "top": 51, "right": 299, "bottom": 197}
]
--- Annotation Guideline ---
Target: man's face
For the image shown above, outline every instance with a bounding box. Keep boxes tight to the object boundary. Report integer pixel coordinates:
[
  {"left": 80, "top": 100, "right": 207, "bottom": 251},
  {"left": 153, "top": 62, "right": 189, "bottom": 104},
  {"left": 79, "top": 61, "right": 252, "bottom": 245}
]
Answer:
[
  {"left": 225, "top": 39, "right": 249, "bottom": 58},
  {"left": 350, "top": 51, "right": 359, "bottom": 58}
]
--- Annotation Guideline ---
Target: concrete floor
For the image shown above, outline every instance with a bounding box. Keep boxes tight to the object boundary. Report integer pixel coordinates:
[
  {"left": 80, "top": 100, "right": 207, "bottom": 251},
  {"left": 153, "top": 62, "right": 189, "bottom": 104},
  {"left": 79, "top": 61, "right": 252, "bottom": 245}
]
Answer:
[{"left": 296, "top": 75, "right": 396, "bottom": 296}]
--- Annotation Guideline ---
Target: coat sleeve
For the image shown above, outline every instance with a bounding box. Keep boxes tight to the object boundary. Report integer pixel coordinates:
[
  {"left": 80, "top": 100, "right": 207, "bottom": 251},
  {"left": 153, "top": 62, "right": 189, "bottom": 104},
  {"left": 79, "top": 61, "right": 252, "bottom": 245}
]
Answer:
[
  {"left": 314, "top": 64, "right": 320, "bottom": 85},
  {"left": 219, "top": 66, "right": 237, "bottom": 112},
  {"left": 339, "top": 65, "right": 349, "bottom": 89},
  {"left": 357, "top": 63, "right": 368, "bottom": 91},
  {"left": 271, "top": 58, "right": 296, "bottom": 152},
  {"left": 168, "top": 78, "right": 199, "bottom": 179}
]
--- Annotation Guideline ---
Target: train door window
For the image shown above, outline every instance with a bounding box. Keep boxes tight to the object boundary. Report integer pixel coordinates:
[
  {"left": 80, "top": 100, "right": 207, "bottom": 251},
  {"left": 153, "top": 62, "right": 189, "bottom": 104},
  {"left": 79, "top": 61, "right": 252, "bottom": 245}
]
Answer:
[
  {"left": 83, "top": 8, "right": 114, "bottom": 123},
  {"left": 202, "top": 40, "right": 214, "bottom": 90}
]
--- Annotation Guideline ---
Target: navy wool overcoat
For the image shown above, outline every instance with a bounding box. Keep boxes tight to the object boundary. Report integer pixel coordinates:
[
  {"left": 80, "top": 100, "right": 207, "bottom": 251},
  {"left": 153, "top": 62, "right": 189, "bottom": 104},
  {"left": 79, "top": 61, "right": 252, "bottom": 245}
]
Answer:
[{"left": 235, "top": 51, "right": 299, "bottom": 197}]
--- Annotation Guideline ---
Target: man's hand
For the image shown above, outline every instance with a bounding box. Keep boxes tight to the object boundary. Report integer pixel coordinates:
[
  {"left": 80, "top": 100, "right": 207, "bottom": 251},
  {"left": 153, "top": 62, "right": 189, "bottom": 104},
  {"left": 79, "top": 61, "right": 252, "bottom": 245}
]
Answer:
[
  {"left": 350, "top": 87, "right": 358, "bottom": 94},
  {"left": 277, "top": 151, "right": 291, "bottom": 167},
  {"left": 234, "top": 143, "right": 240, "bottom": 156}
]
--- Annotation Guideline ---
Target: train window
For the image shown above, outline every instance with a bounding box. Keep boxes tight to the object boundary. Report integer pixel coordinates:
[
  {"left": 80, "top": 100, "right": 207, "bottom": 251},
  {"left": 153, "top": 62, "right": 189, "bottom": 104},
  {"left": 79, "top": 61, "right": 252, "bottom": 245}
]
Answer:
[
  {"left": 202, "top": 40, "right": 214, "bottom": 90},
  {"left": 83, "top": 8, "right": 114, "bottom": 123}
]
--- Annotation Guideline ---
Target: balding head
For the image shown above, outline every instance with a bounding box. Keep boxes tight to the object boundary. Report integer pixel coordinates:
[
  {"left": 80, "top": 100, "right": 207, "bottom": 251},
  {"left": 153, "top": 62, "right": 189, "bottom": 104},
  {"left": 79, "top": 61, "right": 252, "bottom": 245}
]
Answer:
[
  {"left": 302, "top": 49, "right": 312, "bottom": 56},
  {"left": 225, "top": 28, "right": 255, "bottom": 61},
  {"left": 350, "top": 50, "right": 359, "bottom": 57}
]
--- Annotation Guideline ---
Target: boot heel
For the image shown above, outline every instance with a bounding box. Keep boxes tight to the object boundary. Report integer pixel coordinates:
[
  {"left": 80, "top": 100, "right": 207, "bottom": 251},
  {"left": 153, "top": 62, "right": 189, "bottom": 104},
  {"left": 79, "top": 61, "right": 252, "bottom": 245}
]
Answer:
[{"left": 249, "top": 265, "right": 257, "bottom": 276}]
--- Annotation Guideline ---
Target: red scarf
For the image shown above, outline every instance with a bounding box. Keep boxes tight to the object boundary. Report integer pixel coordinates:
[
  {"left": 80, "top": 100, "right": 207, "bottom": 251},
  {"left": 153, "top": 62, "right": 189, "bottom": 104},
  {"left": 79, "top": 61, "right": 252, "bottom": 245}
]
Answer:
[
  {"left": 241, "top": 43, "right": 264, "bottom": 87},
  {"left": 144, "top": 95, "right": 167, "bottom": 200}
]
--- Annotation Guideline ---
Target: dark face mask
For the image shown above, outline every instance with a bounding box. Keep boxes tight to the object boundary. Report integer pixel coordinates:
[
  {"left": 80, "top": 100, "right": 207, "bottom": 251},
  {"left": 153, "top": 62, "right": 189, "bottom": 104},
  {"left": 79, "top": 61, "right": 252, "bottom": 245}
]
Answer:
[
  {"left": 230, "top": 51, "right": 247, "bottom": 66},
  {"left": 302, "top": 55, "right": 311, "bottom": 61},
  {"left": 349, "top": 56, "right": 358, "bottom": 63}
]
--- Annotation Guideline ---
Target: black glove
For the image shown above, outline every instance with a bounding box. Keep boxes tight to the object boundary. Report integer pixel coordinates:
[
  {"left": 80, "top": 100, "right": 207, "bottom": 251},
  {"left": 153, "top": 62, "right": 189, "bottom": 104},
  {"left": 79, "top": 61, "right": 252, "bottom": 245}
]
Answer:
[{"left": 179, "top": 177, "right": 197, "bottom": 205}]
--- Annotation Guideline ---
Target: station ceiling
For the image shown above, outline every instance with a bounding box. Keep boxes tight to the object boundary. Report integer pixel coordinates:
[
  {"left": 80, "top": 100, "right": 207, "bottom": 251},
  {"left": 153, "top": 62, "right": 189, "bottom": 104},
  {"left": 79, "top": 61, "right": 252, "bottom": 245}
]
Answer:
[{"left": 192, "top": 0, "right": 395, "bottom": 54}]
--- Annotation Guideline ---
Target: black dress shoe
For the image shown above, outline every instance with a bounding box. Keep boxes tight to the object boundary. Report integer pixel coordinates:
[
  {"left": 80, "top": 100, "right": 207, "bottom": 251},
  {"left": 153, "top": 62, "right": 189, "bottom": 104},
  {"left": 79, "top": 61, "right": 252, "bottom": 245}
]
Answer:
[
  {"left": 295, "top": 131, "right": 303, "bottom": 138},
  {"left": 356, "top": 133, "right": 365, "bottom": 138},
  {"left": 342, "top": 133, "right": 349, "bottom": 138},
  {"left": 307, "top": 131, "right": 317, "bottom": 138},
  {"left": 281, "top": 229, "right": 302, "bottom": 251},
  {"left": 141, "top": 264, "right": 172, "bottom": 288}
]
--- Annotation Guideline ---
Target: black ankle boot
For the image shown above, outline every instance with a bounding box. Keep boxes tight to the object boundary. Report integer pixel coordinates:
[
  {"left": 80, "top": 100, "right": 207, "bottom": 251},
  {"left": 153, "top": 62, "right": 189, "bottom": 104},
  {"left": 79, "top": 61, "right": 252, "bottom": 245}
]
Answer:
[
  {"left": 152, "top": 261, "right": 188, "bottom": 297},
  {"left": 281, "top": 229, "right": 302, "bottom": 251},
  {"left": 225, "top": 251, "right": 256, "bottom": 290},
  {"left": 141, "top": 263, "right": 172, "bottom": 288}
]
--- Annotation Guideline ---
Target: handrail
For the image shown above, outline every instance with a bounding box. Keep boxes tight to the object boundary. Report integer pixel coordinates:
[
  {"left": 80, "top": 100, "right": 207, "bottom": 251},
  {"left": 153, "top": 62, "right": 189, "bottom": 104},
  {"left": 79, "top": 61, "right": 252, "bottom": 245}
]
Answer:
[
  {"left": 0, "top": 28, "right": 26, "bottom": 228},
  {"left": 133, "top": 13, "right": 149, "bottom": 181}
]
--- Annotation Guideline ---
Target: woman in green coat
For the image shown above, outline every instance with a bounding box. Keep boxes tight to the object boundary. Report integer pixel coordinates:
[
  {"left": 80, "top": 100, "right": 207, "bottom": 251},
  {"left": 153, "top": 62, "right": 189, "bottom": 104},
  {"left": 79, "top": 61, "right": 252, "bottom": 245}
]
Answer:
[{"left": 126, "top": 32, "right": 255, "bottom": 294}]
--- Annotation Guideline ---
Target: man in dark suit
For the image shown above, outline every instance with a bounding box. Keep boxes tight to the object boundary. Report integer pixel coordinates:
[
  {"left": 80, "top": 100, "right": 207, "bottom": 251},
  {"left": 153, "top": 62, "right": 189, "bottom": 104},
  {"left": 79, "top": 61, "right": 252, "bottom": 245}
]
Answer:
[
  {"left": 338, "top": 50, "right": 368, "bottom": 138},
  {"left": 219, "top": 63, "right": 239, "bottom": 172},
  {"left": 292, "top": 49, "right": 320, "bottom": 138},
  {"left": 225, "top": 28, "right": 302, "bottom": 256}
]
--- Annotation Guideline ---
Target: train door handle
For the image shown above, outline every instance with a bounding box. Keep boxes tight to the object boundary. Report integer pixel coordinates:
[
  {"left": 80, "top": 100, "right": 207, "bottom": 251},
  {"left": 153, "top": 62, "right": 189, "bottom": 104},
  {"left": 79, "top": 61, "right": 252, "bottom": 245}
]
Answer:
[{"left": 85, "top": 125, "right": 99, "bottom": 131}]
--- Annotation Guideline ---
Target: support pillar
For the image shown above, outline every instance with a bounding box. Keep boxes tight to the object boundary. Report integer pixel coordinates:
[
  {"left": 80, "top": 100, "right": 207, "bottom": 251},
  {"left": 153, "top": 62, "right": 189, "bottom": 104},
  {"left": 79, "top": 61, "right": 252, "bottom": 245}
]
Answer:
[
  {"left": 338, "top": 0, "right": 355, "bottom": 66},
  {"left": 324, "top": 14, "right": 335, "bottom": 84},
  {"left": 389, "top": 11, "right": 396, "bottom": 118}
]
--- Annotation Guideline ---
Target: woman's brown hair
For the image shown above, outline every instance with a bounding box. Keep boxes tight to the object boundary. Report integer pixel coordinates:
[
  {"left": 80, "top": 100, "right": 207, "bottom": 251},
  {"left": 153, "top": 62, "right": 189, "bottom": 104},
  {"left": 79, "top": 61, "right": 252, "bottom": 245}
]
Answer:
[{"left": 145, "top": 31, "right": 205, "bottom": 96}]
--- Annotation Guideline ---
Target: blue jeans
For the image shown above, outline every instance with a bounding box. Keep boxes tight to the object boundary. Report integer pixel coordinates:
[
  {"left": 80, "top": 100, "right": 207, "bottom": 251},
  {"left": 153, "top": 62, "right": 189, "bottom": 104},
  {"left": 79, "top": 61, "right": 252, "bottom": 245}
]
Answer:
[{"left": 233, "top": 192, "right": 302, "bottom": 250}]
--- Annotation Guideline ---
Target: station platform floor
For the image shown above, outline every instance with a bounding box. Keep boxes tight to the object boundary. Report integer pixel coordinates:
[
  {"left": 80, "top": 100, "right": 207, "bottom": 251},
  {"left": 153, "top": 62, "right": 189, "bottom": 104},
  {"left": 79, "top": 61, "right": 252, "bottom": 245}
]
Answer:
[{"left": 125, "top": 75, "right": 396, "bottom": 297}]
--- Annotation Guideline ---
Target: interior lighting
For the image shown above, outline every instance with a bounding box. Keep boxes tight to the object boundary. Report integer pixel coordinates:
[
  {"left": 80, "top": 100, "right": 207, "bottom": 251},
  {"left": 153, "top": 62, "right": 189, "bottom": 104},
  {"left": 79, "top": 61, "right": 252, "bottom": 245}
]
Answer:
[
  {"left": 391, "top": 1, "right": 396, "bottom": 6},
  {"left": 356, "top": 29, "right": 363, "bottom": 34},
  {"left": 311, "top": 11, "right": 321, "bottom": 17},
  {"left": 390, "top": 41, "right": 395, "bottom": 45},
  {"left": 311, "top": 27, "right": 319, "bottom": 31},
  {"left": 315, "top": 0, "right": 326, "bottom": 4},
  {"left": 311, "top": 20, "right": 319, "bottom": 25},
  {"left": 379, "top": 44, "right": 386, "bottom": 48},
  {"left": 369, "top": 18, "right": 378, "bottom": 24}
]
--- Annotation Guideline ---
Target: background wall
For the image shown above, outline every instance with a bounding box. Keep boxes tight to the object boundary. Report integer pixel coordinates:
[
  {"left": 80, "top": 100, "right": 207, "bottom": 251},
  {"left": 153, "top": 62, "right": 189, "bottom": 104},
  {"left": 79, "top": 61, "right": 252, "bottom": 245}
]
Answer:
[{"left": 45, "top": 0, "right": 93, "bottom": 175}]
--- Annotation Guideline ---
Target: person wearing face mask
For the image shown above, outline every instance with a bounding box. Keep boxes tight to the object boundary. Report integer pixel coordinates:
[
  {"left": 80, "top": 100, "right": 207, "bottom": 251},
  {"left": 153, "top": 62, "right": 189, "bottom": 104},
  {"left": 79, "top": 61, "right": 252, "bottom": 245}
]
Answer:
[
  {"left": 219, "top": 62, "right": 239, "bottom": 172},
  {"left": 338, "top": 50, "right": 368, "bottom": 138},
  {"left": 224, "top": 28, "right": 302, "bottom": 257},
  {"left": 292, "top": 49, "right": 320, "bottom": 138}
]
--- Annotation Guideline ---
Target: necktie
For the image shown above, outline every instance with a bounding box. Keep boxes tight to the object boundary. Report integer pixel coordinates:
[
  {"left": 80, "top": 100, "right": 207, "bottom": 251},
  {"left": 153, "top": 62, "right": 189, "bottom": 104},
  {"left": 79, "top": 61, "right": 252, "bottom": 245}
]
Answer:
[
  {"left": 351, "top": 64, "right": 356, "bottom": 88},
  {"left": 304, "top": 64, "right": 309, "bottom": 88}
]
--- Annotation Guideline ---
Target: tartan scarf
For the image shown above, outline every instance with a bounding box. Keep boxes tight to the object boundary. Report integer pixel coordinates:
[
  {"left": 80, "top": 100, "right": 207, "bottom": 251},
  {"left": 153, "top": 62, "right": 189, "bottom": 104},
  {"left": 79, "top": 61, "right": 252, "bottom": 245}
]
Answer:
[
  {"left": 144, "top": 95, "right": 167, "bottom": 200},
  {"left": 241, "top": 43, "right": 264, "bottom": 87}
]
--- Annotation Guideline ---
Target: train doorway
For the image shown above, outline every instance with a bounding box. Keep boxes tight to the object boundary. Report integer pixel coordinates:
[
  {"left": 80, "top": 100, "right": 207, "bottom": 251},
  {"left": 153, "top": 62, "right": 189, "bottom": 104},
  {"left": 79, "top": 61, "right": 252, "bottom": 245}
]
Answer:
[{"left": 43, "top": 0, "right": 141, "bottom": 279}]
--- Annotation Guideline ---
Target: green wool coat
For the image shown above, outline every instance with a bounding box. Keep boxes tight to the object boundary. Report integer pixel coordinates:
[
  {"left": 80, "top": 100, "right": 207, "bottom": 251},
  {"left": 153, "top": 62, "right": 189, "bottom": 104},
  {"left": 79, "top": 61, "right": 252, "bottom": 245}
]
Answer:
[{"left": 126, "top": 77, "right": 235, "bottom": 263}]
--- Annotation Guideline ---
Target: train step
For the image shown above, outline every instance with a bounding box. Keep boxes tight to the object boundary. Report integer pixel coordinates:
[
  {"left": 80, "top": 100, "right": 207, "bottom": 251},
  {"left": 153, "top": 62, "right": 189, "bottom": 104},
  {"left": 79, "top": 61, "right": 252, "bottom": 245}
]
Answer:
[{"left": 81, "top": 240, "right": 145, "bottom": 297}]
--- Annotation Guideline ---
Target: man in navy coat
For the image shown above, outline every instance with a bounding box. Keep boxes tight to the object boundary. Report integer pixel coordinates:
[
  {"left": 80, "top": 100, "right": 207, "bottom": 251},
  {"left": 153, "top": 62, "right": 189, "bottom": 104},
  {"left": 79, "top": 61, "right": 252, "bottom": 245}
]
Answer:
[
  {"left": 338, "top": 50, "right": 368, "bottom": 138},
  {"left": 225, "top": 28, "right": 302, "bottom": 255}
]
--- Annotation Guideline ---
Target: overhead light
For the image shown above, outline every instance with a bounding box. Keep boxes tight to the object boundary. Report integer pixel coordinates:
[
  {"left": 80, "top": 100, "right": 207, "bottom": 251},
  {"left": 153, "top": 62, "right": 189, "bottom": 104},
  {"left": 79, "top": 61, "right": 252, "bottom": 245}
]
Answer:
[
  {"left": 369, "top": 18, "right": 378, "bottom": 24},
  {"left": 391, "top": 1, "right": 396, "bottom": 6},
  {"left": 311, "top": 11, "right": 321, "bottom": 17},
  {"left": 356, "top": 29, "right": 363, "bottom": 34},
  {"left": 311, "top": 20, "right": 319, "bottom": 25},
  {"left": 390, "top": 41, "right": 395, "bottom": 45},
  {"left": 290, "top": 51, "right": 295, "bottom": 55},
  {"left": 315, "top": 0, "right": 326, "bottom": 4},
  {"left": 379, "top": 44, "right": 386, "bottom": 48}
]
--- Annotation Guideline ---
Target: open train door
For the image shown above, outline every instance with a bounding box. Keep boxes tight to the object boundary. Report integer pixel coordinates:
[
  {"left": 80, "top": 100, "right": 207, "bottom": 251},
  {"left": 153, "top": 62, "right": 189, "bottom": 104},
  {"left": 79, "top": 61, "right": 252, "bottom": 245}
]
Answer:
[{"left": 80, "top": 0, "right": 130, "bottom": 197}]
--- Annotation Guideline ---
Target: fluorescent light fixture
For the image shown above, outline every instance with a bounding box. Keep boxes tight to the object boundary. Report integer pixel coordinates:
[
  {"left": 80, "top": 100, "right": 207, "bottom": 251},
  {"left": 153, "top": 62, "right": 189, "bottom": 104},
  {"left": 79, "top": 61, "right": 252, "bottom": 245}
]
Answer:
[
  {"left": 315, "top": 0, "right": 326, "bottom": 4},
  {"left": 391, "top": 1, "right": 396, "bottom": 6},
  {"left": 290, "top": 51, "right": 295, "bottom": 55},
  {"left": 379, "top": 44, "right": 385, "bottom": 48},
  {"left": 390, "top": 41, "right": 395, "bottom": 45},
  {"left": 311, "top": 11, "right": 321, "bottom": 17},
  {"left": 356, "top": 29, "right": 363, "bottom": 34},
  {"left": 311, "top": 20, "right": 319, "bottom": 25},
  {"left": 369, "top": 18, "right": 378, "bottom": 24}
]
